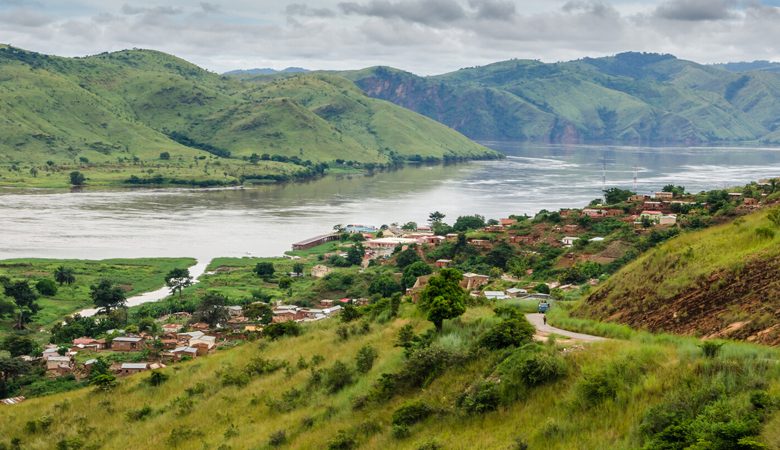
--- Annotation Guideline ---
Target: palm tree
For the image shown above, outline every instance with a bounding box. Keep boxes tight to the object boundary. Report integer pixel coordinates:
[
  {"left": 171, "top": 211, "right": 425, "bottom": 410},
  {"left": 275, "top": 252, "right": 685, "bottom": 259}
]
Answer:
[{"left": 53, "top": 266, "right": 75, "bottom": 286}]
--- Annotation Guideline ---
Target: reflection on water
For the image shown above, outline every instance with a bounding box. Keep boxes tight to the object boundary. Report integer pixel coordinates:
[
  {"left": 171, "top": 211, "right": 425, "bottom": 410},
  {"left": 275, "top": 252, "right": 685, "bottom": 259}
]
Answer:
[{"left": 1, "top": 143, "right": 778, "bottom": 260}]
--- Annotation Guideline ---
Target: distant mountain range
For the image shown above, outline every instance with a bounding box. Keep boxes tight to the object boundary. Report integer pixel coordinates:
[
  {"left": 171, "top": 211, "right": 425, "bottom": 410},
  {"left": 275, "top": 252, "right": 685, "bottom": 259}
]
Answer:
[
  {"left": 223, "top": 67, "right": 309, "bottom": 76},
  {"left": 335, "top": 52, "right": 780, "bottom": 145},
  {"left": 0, "top": 46, "right": 496, "bottom": 167}
]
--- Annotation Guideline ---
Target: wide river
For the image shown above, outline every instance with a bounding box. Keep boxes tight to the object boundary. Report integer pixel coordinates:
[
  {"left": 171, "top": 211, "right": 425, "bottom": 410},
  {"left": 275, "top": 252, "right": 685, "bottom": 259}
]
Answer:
[{"left": 2, "top": 143, "right": 779, "bottom": 262}]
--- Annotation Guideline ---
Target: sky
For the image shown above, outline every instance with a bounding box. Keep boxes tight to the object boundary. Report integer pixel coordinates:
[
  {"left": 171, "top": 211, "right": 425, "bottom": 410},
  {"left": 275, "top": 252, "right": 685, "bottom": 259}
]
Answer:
[{"left": 2, "top": 0, "right": 780, "bottom": 75}]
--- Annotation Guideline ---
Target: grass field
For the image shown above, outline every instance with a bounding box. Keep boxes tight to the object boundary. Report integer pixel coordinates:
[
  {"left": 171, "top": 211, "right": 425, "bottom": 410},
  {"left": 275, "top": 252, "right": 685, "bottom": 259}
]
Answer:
[
  {"left": 1, "top": 303, "right": 778, "bottom": 449},
  {"left": 0, "top": 258, "right": 196, "bottom": 341}
]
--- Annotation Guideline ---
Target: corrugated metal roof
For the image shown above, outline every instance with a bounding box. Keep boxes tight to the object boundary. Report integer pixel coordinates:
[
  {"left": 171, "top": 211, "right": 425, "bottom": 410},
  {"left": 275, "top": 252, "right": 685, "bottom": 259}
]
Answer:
[{"left": 121, "top": 363, "right": 148, "bottom": 369}]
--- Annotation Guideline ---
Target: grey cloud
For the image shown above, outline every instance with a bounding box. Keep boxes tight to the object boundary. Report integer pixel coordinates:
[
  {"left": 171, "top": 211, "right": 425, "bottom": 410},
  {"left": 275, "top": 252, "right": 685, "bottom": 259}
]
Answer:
[
  {"left": 339, "top": 0, "right": 465, "bottom": 25},
  {"left": 468, "top": 0, "right": 515, "bottom": 20},
  {"left": 0, "top": 8, "right": 52, "bottom": 27},
  {"left": 654, "top": 0, "right": 738, "bottom": 21},
  {"left": 121, "top": 4, "right": 182, "bottom": 16},
  {"left": 562, "top": 0, "right": 618, "bottom": 18},
  {"left": 286, "top": 3, "right": 336, "bottom": 17},
  {"left": 199, "top": 2, "right": 221, "bottom": 14}
]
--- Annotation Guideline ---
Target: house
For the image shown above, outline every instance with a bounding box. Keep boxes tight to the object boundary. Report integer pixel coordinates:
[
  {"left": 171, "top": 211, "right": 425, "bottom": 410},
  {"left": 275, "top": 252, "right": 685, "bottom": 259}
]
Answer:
[
  {"left": 189, "top": 335, "right": 217, "bottom": 351},
  {"left": 629, "top": 194, "right": 650, "bottom": 202},
  {"left": 582, "top": 208, "right": 605, "bottom": 218},
  {"left": 561, "top": 236, "right": 579, "bottom": 247},
  {"left": 469, "top": 239, "right": 491, "bottom": 249},
  {"left": 461, "top": 273, "right": 490, "bottom": 290},
  {"left": 445, "top": 233, "right": 459, "bottom": 241},
  {"left": 589, "top": 237, "right": 605, "bottom": 242},
  {"left": 643, "top": 201, "right": 663, "bottom": 210},
  {"left": 406, "top": 275, "right": 432, "bottom": 302},
  {"left": 506, "top": 288, "right": 528, "bottom": 297},
  {"left": 291, "top": 233, "right": 339, "bottom": 251},
  {"left": 744, "top": 197, "right": 759, "bottom": 206},
  {"left": 435, "top": 259, "right": 452, "bottom": 268},
  {"left": 483, "top": 291, "right": 509, "bottom": 300},
  {"left": 563, "top": 224, "right": 579, "bottom": 233},
  {"left": 118, "top": 363, "right": 150, "bottom": 376},
  {"left": 171, "top": 346, "right": 199, "bottom": 359},
  {"left": 605, "top": 209, "right": 623, "bottom": 217},
  {"left": 111, "top": 336, "right": 145, "bottom": 352},
  {"left": 161, "top": 323, "right": 182, "bottom": 334},
  {"left": 728, "top": 192, "right": 743, "bottom": 199},
  {"left": 42, "top": 345, "right": 60, "bottom": 360},
  {"left": 654, "top": 191, "right": 674, "bottom": 200},
  {"left": 499, "top": 218, "right": 517, "bottom": 227},
  {"left": 72, "top": 337, "right": 105, "bottom": 351},
  {"left": 190, "top": 323, "right": 210, "bottom": 331},
  {"left": 659, "top": 214, "right": 677, "bottom": 225},
  {"left": 319, "top": 299, "right": 335, "bottom": 307},
  {"left": 310, "top": 265, "right": 332, "bottom": 279},
  {"left": 160, "top": 339, "right": 178, "bottom": 350},
  {"left": 177, "top": 331, "right": 205, "bottom": 342},
  {"left": 483, "top": 225, "right": 504, "bottom": 233},
  {"left": 364, "top": 237, "right": 419, "bottom": 250},
  {"left": 227, "top": 306, "right": 243, "bottom": 318},
  {"left": 46, "top": 356, "right": 72, "bottom": 372}
]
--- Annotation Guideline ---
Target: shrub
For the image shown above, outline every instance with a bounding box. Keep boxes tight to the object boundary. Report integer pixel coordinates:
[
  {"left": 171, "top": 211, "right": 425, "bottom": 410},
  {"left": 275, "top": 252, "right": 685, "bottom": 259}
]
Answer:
[
  {"left": 327, "top": 430, "right": 357, "bottom": 450},
  {"left": 148, "top": 370, "right": 169, "bottom": 386},
  {"left": 355, "top": 345, "right": 378, "bottom": 374},
  {"left": 268, "top": 430, "right": 287, "bottom": 447},
  {"left": 479, "top": 318, "right": 535, "bottom": 350},
  {"left": 700, "top": 341, "right": 724, "bottom": 358},
  {"left": 754, "top": 227, "right": 775, "bottom": 239},
  {"left": 336, "top": 326, "right": 350, "bottom": 341},
  {"left": 245, "top": 357, "right": 285, "bottom": 377},
  {"left": 264, "top": 321, "right": 302, "bottom": 340},
  {"left": 221, "top": 370, "right": 250, "bottom": 387},
  {"left": 323, "top": 361, "right": 354, "bottom": 394},
  {"left": 126, "top": 405, "right": 153, "bottom": 421},
  {"left": 391, "top": 424, "right": 411, "bottom": 439},
  {"left": 24, "top": 415, "right": 53, "bottom": 433},
  {"left": 416, "top": 440, "right": 442, "bottom": 450},
  {"left": 498, "top": 347, "right": 568, "bottom": 401},
  {"left": 457, "top": 381, "right": 500, "bottom": 414},
  {"left": 35, "top": 279, "right": 57, "bottom": 296},
  {"left": 392, "top": 401, "right": 434, "bottom": 426}
]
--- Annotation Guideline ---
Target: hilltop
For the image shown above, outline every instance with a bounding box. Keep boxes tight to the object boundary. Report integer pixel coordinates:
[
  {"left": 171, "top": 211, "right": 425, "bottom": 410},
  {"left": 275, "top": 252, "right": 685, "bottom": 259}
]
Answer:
[
  {"left": 579, "top": 206, "right": 780, "bottom": 345},
  {"left": 340, "top": 52, "right": 780, "bottom": 145},
  {"left": 0, "top": 47, "right": 497, "bottom": 188}
]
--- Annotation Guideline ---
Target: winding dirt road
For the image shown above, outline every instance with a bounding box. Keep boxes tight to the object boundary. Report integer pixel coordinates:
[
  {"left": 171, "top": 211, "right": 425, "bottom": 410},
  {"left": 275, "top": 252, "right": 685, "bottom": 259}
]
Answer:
[{"left": 526, "top": 313, "right": 608, "bottom": 343}]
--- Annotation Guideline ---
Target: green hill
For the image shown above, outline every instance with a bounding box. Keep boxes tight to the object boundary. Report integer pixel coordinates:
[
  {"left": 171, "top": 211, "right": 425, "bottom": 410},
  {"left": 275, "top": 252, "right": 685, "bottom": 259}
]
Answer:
[
  {"left": 0, "top": 47, "right": 497, "bottom": 188},
  {"left": 340, "top": 52, "right": 780, "bottom": 144},
  {"left": 1, "top": 305, "right": 778, "bottom": 449},
  {"left": 578, "top": 207, "right": 780, "bottom": 345}
]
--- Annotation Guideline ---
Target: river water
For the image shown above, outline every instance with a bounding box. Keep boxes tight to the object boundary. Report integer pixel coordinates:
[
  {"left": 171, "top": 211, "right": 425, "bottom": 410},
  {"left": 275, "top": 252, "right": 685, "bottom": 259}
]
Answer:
[{"left": 2, "top": 143, "right": 779, "bottom": 262}]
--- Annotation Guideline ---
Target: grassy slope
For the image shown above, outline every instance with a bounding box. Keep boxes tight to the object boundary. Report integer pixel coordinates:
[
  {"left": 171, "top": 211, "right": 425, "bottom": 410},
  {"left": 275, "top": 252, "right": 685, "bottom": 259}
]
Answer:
[
  {"left": 578, "top": 208, "right": 780, "bottom": 344},
  {"left": 0, "top": 47, "right": 496, "bottom": 188},
  {"left": 0, "top": 258, "right": 196, "bottom": 339},
  {"left": 1, "top": 306, "right": 778, "bottom": 449},
  {"left": 342, "top": 52, "right": 780, "bottom": 144}
]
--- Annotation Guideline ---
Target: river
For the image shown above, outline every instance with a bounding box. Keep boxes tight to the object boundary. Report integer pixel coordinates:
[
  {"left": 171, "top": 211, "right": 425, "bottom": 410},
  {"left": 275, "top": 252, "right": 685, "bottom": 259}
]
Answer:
[{"left": 1, "top": 143, "right": 779, "bottom": 263}]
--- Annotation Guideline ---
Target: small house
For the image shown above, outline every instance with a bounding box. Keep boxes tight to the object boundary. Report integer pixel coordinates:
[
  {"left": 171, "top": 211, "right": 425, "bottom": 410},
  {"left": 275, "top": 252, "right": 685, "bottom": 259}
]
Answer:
[
  {"left": 227, "top": 306, "right": 243, "bottom": 318},
  {"left": 310, "top": 265, "right": 332, "bottom": 279},
  {"left": 499, "top": 218, "right": 517, "bottom": 227},
  {"left": 561, "top": 236, "right": 579, "bottom": 247},
  {"left": 654, "top": 192, "right": 674, "bottom": 200},
  {"left": 171, "top": 346, "right": 199, "bottom": 360},
  {"left": 461, "top": 273, "right": 490, "bottom": 290},
  {"left": 161, "top": 324, "right": 182, "bottom": 334},
  {"left": 46, "top": 356, "right": 72, "bottom": 372},
  {"left": 582, "top": 208, "right": 605, "bottom": 218},
  {"left": 435, "top": 259, "right": 452, "bottom": 268},
  {"left": 72, "top": 337, "right": 105, "bottom": 351},
  {"left": 118, "top": 363, "right": 150, "bottom": 376},
  {"left": 506, "top": 288, "right": 528, "bottom": 297},
  {"left": 111, "top": 336, "right": 145, "bottom": 352},
  {"left": 483, "top": 291, "right": 509, "bottom": 300},
  {"left": 189, "top": 335, "right": 216, "bottom": 351}
]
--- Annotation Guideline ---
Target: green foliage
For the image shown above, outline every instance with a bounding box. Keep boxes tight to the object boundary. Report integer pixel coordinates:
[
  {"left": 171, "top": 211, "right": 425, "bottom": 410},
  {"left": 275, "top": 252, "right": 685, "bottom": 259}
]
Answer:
[
  {"left": 453, "top": 215, "right": 486, "bottom": 232},
  {"left": 69, "top": 171, "right": 85, "bottom": 186},
  {"left": 147, "top": 370, "right": 169, "bottom": 387},
  {"left": 253, "top": 262, "right": 275, "bottom": 279},
  {"left": 479, "top": 318, "right": 535, "bottom": 350},
  {"left": 603, "top": 187, "right": 634, "bottom": 204},
  {"left": 368, "top": 274, "right": 401, "bottom": 297},
  {"left": 395, "top": 247, "right": 421, "bottom": 269},
  {"left": 194, "top": 292, "right": 229, "bottom": 327},
  {"left": 401, "top": 261, "right": 433, "bottom": 289},
  {"left": 457, "top": 381, "right": 500, "bottom": 414},
  {"left": 1, "top": 334, "right": 35, "bottom": 357},
  {"left": 392, "top": 401, "right": 434, "bottom": 426},
  {"left": 700, "top": 340, "right": 724, "bottom": 358},
  {"left": 89, "top": 279, "right": 126, "bottom": 313},
  {"left": 34, "top": 279, "right": 57, "bottom": 297},
  {"left": 418, "top": 268, "right": 467, "bottom": 331},
  {"left": 263, "top": 321, "right": 302, "bottom": 340},
  {"left": 323, "top": 361, "right": 355, "bottom": 394},
  {"left": 126, "top": 405, "right": 154, "bottom": 421},
  {"left": 355, "top": 345, "right": 377, "bottom": 374}
]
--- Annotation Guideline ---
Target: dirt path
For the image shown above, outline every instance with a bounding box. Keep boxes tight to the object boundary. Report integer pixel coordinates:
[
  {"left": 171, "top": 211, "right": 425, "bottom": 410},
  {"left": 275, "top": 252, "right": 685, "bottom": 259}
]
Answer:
[{"left": 526, "top": 313, "right": 608, "bottom": 343}]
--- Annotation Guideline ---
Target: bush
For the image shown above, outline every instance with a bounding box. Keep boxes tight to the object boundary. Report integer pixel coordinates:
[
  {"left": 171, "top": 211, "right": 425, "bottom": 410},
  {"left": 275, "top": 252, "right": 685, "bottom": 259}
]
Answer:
[
  {"left": 498, "top": 347, "right": 568, "bottom": 399},
  {"left": 264, "top": 321, "right": 302, "bottom": 340},
  {"left": 35, "top": 279, "right": 58, "bottom": 296},
  {"left": 479, "top": 318, "right": 535, "bottom": 350},
  {"left": 126, "top": 405, "right": 153, "bottom": 421},
  {"left": 392, "top": 401, "right": 434, "bottom": 426},
  {"left": 268, "top": 430, "right": 287, "bottom": 447},
  {"left": 221, "top": 370, "right": 250, "bottom": 387},
  {"left": 355, "top": 345, "right": 378, "bottom": 374},
  {"left": 327, "top": 430, "right": 357, "bottom": 450},
  {"left": 457, "top": 381, "right": 500, "bottom": 414},
  {"left": 323, "top": 361, "right": 354, "bottom": 394},
  {"left": 148, "top": 370, "right": 169, "bottom": 386},
  {"left": 391, "top": 424, "right": 411, "bottom": 439},
  {"left": 700, "top": 340, "right": 724, "bottom": 358}
]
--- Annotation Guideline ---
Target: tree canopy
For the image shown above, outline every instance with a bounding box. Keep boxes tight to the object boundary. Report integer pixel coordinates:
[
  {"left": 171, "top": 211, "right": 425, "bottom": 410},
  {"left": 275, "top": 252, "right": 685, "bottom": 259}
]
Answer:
[
  {"left": 165, "top": 268, "right": 193, "bottom": 298},
  {"left": 53, "top": 266, "right": 76, "bottom": 286},
  {"left": 90, "top": 279, "right": 127, "bottom": 313},
  {"left": 418, "top": 268, "right": 467, "bottom": 331}
]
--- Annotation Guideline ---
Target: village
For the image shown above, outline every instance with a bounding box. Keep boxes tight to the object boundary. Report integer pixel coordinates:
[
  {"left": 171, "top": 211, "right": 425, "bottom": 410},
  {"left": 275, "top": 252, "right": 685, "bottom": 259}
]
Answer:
[{"left": 2, "top": 178, "right": 777, "bottom": 401}]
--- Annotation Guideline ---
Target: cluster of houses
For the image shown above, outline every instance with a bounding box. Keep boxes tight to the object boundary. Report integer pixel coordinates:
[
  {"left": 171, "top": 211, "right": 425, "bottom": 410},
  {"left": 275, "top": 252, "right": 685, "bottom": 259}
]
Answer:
[{"left": 270, "top": 297, "right": 370, "bottom": 323}]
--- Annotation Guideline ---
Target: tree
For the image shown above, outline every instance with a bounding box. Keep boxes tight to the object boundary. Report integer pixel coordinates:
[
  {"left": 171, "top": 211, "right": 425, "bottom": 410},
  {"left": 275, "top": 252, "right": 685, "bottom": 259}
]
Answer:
[
  {"left": 401, "top": 221, "right": 417, "bottom": 231},
  {"left": 4, "top": 281, "right": 40, "bottom": 329},
  {"left": 165, "top": 268, "right": 193, "bottom": 299},
  {"left": 278, "top": 276, "right": 292, "bottom": 289},
  {"left": 292, "top": 262, "right": 305, "bottom": 276},
  {"left": 90, "top": 279, "right": 126, "bottom": 313},
  {"left": 346, "top": 243, "right": 365, "bottom": 266},
  {"left": 54, "top": 266, "right": 76, "bottom": 286},
  {"left": 244, "top": 303, "right": 273, "bottom": 324},
  {"left": 428, "top": 211, "right": 446, "bottom": 225},
  {"left": 0, "top": 356, "right": 29, "bottom": 397},
  {"left": 453, "top": 215, "right": 486, "bottom": 232},
  {"left": 485, "top": 242, "right": 515, "bottom": 270},
  {"left": 35, "top": 279, "right": 58, "bottom": 296},
  {"left": 1, "top": 334, "right": 35, "bottom": 357},
  {"left": 768, "top": 207, "right": 780, "bottom": 228},
  {"left": 340, "top": 304, "right": 362, "bottom": 323},
  {"left": 418, "top": 268, "right": 467, "bottom": 331},
  {"left": 401, "top": 261, "right": 433, "bottom": 289},
  {"left": 69, "top": 171, "right": 85, "bottom": 186},
  {"left": 602, "top": 187, "right": 635, "bottom": 205},
  {"left": 662, "top": 184, "right": 686, "bottom": 197},
  {"left": 368, "top": 274, "right": 402, "bottom": 298},
  {"left": 159, "top": 152, "right": 171, "bottom": 160},
  {"left": 194, "top": 292, "right": 229, "bottom": 327},
  {"left": 355, "top": 345, "right": 378, "bottom": 374},
  {"left": 479, "top": 318, "right": 535, "bottom": 349},
  {"left": 254, "top": 262, "right": 275, "bottom": 279},
  {"left": 395, "top": 246, "right": 421, "bottom": 269}
]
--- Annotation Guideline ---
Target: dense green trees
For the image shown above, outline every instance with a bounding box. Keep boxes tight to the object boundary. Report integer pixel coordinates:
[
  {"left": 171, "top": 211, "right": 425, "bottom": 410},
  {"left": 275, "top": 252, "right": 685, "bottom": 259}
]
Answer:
[
  {"left": 69, "top": 171, "right": 85, "bottom": 186},
  {"left": 35, "top": 279, "right": 58, "bottom": 296},
  {"left": 90, "top": 279, "right": 126, "bottom": 313},
  {"left": 418, "top": 268, "right": 467, "bottom": 331},
  {"left": 395, "top": 247, "right": 421, "bottom": 269},
  {"left": 453, "top": 215, "right": 486, "bottom": 232},
  {"left": 346, "top": 243, "right": 365, "bottom": 266},
  {"left": 603, "top": 187, "right": 635, "bottom": 204},
  {"left": 194, "top": 292, "right": 229, "bottom": 327},
  {"left": 165, "top": 268, "right": 193, "bottom": 299},
  {"left": 401, "top": 261, "right": 432, "bottom": 289},
  {"left": 244, "top": 302, "right": 273, "bottom": 324},
  {"left": 1, "top": 334, "right": 35, "bottom": 357},
  {"left": 3, "top": 280, "right": 40, "bottom": 329},
  {"left": 254, "top": 262, "right": 276, "bottom": 279}
]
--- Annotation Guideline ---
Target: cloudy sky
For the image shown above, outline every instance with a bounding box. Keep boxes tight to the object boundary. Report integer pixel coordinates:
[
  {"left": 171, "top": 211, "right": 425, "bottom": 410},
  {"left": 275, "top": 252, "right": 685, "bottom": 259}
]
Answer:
[{"left": 2, "top": 0, "right": 780, "bottom": 74}]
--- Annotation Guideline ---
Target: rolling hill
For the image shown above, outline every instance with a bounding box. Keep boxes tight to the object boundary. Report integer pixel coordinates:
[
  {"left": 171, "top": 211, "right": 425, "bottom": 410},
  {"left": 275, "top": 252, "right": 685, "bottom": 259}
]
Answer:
[
  {"left": 338, "top": 52, "right": 780, "bottom": 145},
  {"left": 0, "top": 46, "right": 497, "bottom": 186},
  {"left": 578, "top": 207, "right": 780, "bottom": 345}
]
